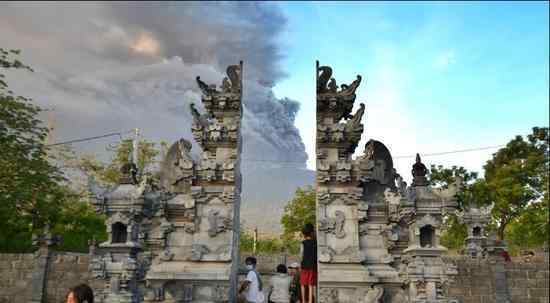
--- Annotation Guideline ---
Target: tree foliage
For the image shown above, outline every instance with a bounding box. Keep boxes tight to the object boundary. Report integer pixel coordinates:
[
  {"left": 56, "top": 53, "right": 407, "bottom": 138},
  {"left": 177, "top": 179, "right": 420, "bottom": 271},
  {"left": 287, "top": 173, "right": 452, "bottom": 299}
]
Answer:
[
  {"left": 433, "top": 127, "right": 549, "bottom": 252},
  {"left": 280, "top": 186, "right": 315, "bottom": 253},
  {"left": 0, "top": 49, "right": 68, "bottom": 251},
  {"left": 484, "top": 127, "right": 549, "bottom": 241}
]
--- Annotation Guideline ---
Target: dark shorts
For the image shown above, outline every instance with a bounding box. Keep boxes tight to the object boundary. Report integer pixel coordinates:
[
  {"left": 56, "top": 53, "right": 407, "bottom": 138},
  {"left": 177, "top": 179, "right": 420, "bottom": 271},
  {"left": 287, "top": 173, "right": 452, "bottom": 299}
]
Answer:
[{"left": 300, "top": 268, "right": 317, "bottom": 285}]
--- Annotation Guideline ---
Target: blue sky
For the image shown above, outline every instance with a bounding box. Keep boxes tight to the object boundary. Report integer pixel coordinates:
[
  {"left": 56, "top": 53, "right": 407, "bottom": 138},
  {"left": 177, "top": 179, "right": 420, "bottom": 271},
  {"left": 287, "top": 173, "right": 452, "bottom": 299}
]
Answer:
[{"left": 273, "top": 1, "right": 549, "bottom": 178}]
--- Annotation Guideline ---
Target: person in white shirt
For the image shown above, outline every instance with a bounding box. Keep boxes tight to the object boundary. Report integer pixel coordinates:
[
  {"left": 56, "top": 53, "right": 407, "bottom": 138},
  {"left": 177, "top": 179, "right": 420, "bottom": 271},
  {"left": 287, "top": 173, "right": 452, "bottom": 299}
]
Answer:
[
  {"left": 268, "top": 264, "right": 292, "bottom": 303},
  {"left": 239, "top": 257, "right": 265, "bottom": 303}
]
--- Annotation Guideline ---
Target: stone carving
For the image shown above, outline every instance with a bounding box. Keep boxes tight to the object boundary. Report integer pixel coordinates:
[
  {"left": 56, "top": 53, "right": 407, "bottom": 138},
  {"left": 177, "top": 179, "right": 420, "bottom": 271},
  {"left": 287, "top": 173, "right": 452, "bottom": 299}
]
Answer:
[
  {"left": 319, "top": 210, "right": 346, "bottom": 238},
  {"left": 160, "top": 248, "right": 174, "bottom": 262},
  {"left": 226, "top": 64, "right": 241, "bottom": 93},
  {"left": 195, "top": 64, "right": 241, "bottom": 97},
  {"left": 191, "top": 244, "right": 210, "bottom": 261},
  {"left": 364, "top": 285, "right": 384, "bottom": 303},
  {"left": 319, "top": 246, "right": 336, "bottom": 263},
  {"left": 317, "top": 65, "right": 334, "bottom": 94},
  {"left": 339, "top": 75, "right": 362, "bottom": 97},
  {"left": 336, "top": 160, "right": 352, "bottom": 183},
  {"left": 391, "top": 288, "right": 409, "bottom": 303},
  {"left": 345, "top": 103, "right": 365, "bottom": 132},
  {"left": 159, "top": 139, "right": 194, "bottom": 193},
  {"left": 411, "top": 153, "right": 428, "bottom": 186},
  {"left": 213, "top": 285, "right": 230, "bottom": 302},
  {"left": 196, "top": 76, "right": 216, "bottom": 96},
  {"left": 317, "top": 62, "right": 460, "bottom": 303},
  {"left": 319, "top": 288, "right": 339, "bottom": 303},
  {"left": 208, "top": 209, "right": 232, "bottom": 237}
]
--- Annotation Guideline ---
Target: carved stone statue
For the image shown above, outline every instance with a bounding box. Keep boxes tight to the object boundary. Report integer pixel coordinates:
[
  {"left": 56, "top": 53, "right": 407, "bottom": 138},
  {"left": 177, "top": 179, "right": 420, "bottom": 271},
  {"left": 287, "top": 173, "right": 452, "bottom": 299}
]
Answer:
[
  {"left": 190, "top": 103, "right": 211, "bottom": 128},
  {"left": 317, "top": 65, "right": 333, "bottom": 93},
  {"left": 226, "top": 64, "right": 241, "bottom": 93},
  {"left": 411, "top": 154, "right": 428, "bottom": 186},
  {"left": 196, "top": 76, "right": 216, "bottom": 96},
  {"left": 339, "top": 75, "right": 362, "bottom": 97},
  {"left": 345, "top": 103, "right": 365, "bottom": 130},
  {"left": 159, "top": 139, "right": 194, "bottom": 193}
]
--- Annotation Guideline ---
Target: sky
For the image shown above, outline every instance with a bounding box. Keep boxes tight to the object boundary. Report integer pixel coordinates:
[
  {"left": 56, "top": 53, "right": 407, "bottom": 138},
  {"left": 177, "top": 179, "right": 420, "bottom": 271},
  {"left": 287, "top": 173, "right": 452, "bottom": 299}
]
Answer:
[
  {"left": 1, "top": 1, "right": 548, "bottom": 230},
  {"left": 273, "top": 1, "right": 549, "bottom": 178}
]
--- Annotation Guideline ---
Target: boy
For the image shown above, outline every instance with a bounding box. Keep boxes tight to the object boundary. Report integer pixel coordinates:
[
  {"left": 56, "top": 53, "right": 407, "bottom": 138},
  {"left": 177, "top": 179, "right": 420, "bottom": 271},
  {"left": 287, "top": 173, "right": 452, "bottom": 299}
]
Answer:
[
  {"left": 239, "top": 256, "right": 265, "bottom": 303},
  {"left": 300, "top": 223, "right": 317, "bottom": 303}
]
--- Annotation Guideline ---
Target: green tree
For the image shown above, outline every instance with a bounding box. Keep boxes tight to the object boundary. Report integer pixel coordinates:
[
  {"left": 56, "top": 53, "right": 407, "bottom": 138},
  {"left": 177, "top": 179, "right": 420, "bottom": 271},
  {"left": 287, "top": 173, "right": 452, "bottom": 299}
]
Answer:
[
  {"left": 281, "top": 186, "right": 316, "bottom": 253},
  {"left": 485, "top": 127, "right": 549, "bottom": 241},
  {"left": 432, "top": 127, "right": 549, "bottom": 252},
  {"left": 0, "top": 49, "right": 68, "bottom": 251}
]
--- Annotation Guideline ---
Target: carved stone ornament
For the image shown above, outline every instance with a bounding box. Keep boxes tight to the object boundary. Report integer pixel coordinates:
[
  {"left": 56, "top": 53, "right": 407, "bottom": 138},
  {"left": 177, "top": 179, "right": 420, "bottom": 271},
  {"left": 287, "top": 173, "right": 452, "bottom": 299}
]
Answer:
[
  {"left": 213, "top": 285, "right": 230, "bottom": 302},
  {"left": 319, "top": 246, "right": 336, "bottom": 263},
  {"left": 207, "top": 209, "right": 232, "bottom": 237},
  {"left": 191, "top": 244, "right": 210, "bottom": 261},
  {"left": 411, "top": 153, "right": 428, "bottom": 186},
  {"left": 363, "top": 285, "right": 384, "bottom": 303},
  {"left": 319, "top": 210, "right": 346, "bottom": 238},
  {"left": 159, "top": 138, "right": 194, "bottom": 193},
  {"left": 319, "top": 288, "right": 339, "bottom": 303}
]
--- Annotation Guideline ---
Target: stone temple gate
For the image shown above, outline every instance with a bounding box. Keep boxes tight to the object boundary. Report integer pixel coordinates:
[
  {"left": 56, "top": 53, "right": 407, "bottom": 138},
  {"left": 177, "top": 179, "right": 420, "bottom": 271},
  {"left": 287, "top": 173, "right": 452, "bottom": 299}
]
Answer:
[
  {"left": 89, "top": 62, "right": 243, "bottom": 302},
  {"left": 315, "top": 61, "right": 462, "bottom": 303},
  {"left": 87, "top": 61, "right": 466, "bottom": 303}
]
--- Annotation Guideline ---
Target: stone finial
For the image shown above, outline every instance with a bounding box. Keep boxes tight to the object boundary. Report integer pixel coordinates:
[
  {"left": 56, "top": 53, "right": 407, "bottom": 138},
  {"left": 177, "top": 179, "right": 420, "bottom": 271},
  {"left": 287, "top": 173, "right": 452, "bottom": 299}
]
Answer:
[
  {"left": 120, "top": 162, "right": 138, "bottom": 185},
  {"left": 411, "top": 153, "right": 428, "bottom": 186}
]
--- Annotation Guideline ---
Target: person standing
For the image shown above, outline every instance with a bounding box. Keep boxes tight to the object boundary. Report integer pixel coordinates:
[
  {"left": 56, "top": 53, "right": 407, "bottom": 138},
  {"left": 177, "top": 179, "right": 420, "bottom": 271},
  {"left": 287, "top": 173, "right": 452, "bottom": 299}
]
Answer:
[
  {"left": 300, "top": 223, "right": 317, "bottom": 303},
  {"left": 288, "top": 262, "right": 302, "bottom": 303},
  {"left": 239, "top": 256, "right": 265, "bottom": 303},
  {"left": 268, "top": 264, "right": 292, "bottom": 303}
]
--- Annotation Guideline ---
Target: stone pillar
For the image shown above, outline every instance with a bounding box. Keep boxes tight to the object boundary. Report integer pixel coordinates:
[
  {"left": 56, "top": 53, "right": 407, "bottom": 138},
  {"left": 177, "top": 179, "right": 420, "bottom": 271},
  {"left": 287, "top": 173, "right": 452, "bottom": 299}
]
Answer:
[
  {"left": 30, "top": 225, "right": 60, "bottom": 303},
  {"left": 316, "top": 61, "right": 375, "bottom": 301},
  {"left": 143, "top": 63, "right": 243, "bottom": 303},
  {"left": 401, "top": 155, "right": 461, "bottom": 303},
  {"left": 315, "top": 61, "right": 462, "bottom": 303}
]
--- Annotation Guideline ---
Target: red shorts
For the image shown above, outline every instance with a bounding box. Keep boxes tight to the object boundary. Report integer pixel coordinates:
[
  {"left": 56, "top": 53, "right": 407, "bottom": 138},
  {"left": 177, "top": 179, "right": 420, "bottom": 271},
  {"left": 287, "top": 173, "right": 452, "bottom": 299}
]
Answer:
[{"left": 300, "top": 268, "right": 317, "bottom": 285}]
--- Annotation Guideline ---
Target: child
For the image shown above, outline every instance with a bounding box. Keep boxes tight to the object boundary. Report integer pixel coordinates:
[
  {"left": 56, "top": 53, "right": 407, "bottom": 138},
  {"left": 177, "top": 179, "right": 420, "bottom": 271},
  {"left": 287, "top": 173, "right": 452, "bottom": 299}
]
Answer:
[
  {"left": 300, "top": 223, "right": 317, "bottom": 303},
  {"left": 238, "top": 256, "right": 265, "bottom": 303}
]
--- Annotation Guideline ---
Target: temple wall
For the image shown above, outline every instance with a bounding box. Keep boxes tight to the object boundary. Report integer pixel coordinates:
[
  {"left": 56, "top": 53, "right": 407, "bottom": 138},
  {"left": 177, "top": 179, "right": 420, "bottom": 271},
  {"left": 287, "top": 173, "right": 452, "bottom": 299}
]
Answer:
[
  {"left": 446, "top": 255, "right": 549, "bottom": 303},
  {"left": 0, "top": 252, "right": 547, "bottom": 303},
  {"left": 0, "top": 252, "right": 298, "bottom": 303},
  {"left": 0, "top": 254, "right": 33, "bottom": 303}
]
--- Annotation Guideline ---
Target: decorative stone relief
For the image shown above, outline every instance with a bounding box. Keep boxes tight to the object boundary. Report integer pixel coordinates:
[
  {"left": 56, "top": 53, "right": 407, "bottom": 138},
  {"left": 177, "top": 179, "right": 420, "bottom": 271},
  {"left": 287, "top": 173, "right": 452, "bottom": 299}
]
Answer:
[
  {"left": 363, "top": 285, "right": 384, "bottom": 303},
  {"left": 213, "top": 285, "right": 230, "bottom": 302},
  {"left": 207, "top": 209, "right": 232, "bottom": 237},
  {"left": 191, "top": 244, "right": 210, "bottom": 261},
  {"left": 319, "top": 288, "right": 339, "bottom": 303},
  {"left": 319, "top": 210, "right": 346, "bottom": 238}
]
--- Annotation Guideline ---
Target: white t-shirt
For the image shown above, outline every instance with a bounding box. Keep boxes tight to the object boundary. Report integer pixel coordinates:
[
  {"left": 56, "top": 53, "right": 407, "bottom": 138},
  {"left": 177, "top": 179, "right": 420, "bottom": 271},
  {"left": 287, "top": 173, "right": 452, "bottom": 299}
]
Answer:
[
  {"left": 246, "top": 270, "right": 265, "bottom": 303},
  {"left": 269, "top": 274, "right": 292, "bottom": 303}
]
